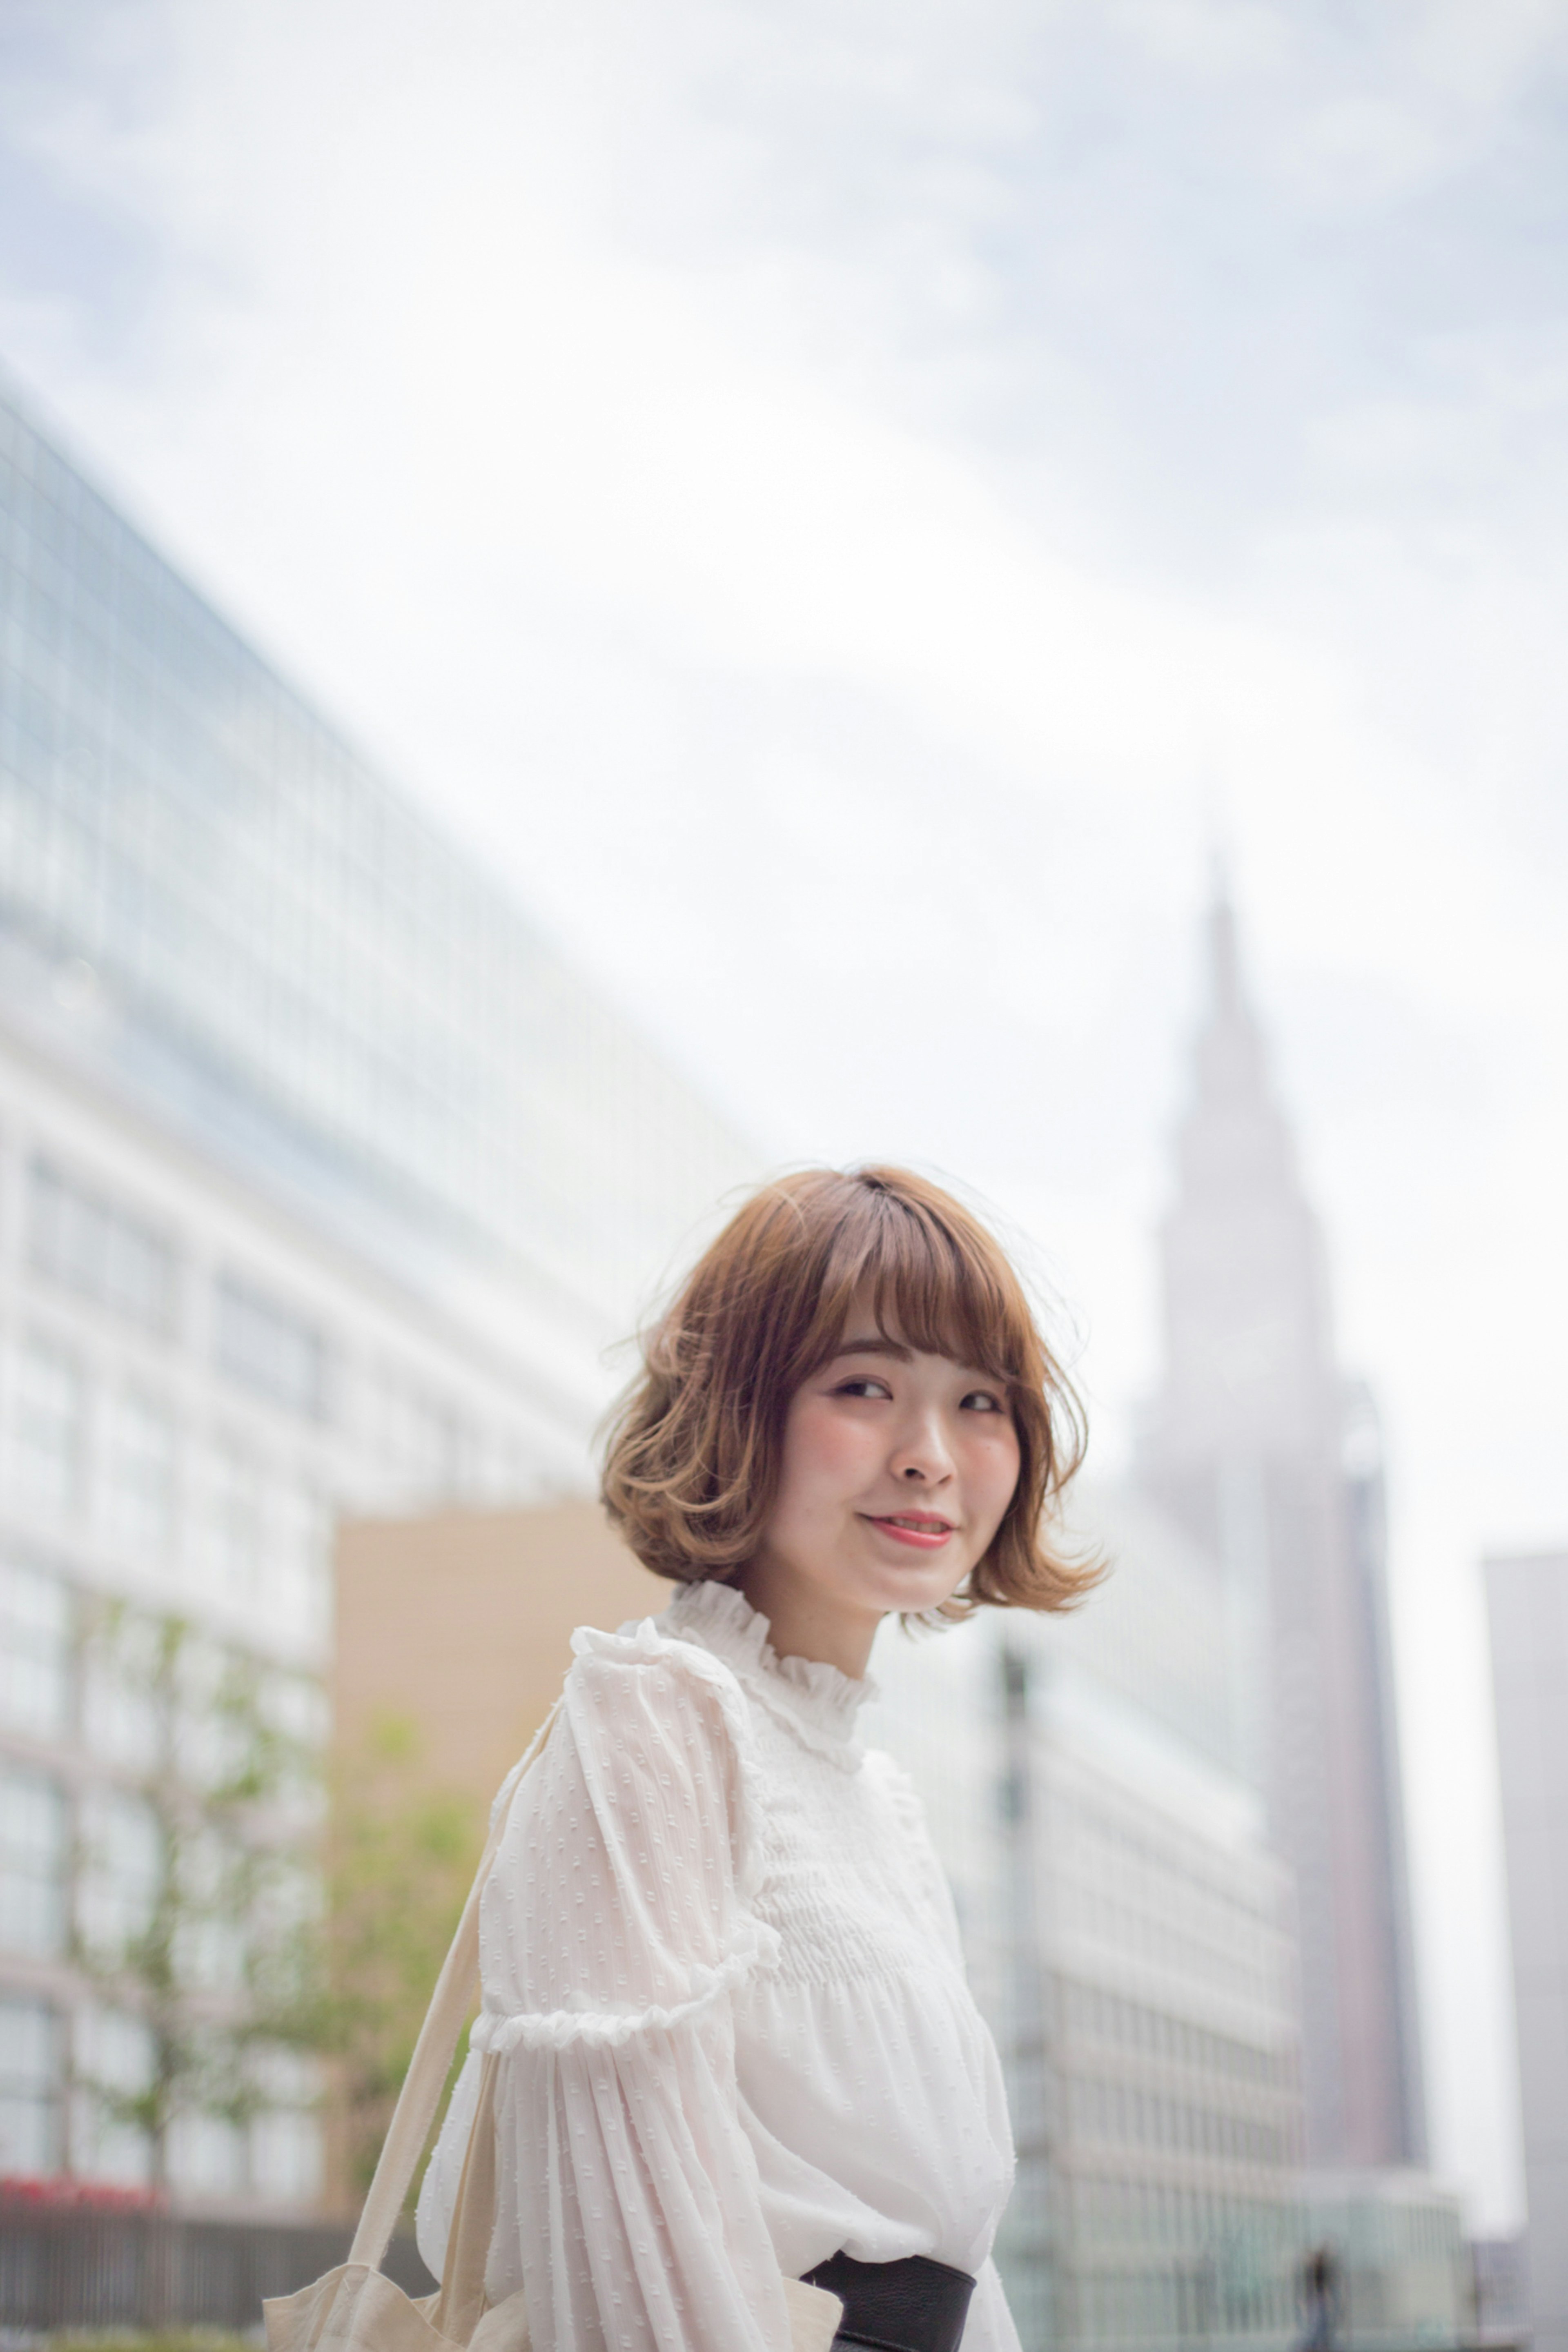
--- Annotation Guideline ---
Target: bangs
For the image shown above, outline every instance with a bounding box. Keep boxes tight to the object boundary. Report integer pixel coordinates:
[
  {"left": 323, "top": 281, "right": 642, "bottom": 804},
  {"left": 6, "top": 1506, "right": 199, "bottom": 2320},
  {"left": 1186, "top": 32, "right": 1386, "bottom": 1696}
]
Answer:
[{"left": 799, "top": 1182, "right": 1032, "bottom": 1386}]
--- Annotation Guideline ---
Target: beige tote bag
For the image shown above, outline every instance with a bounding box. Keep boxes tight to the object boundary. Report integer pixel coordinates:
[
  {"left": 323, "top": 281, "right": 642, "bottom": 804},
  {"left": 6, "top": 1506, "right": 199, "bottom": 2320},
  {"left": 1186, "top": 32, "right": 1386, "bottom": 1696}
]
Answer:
[{"left": 263, "top": 1726, "right": 843, "bottom": 2352}]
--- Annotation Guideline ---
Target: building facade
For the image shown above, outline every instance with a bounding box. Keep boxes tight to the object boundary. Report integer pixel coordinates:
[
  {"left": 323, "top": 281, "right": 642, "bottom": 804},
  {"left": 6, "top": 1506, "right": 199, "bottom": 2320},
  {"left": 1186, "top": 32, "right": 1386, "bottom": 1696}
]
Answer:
[
  {"left": 1299, "top": 2172, "right": 1469, "bottom": 2351},
  {"left": 1139, "top": 893, "right": 1425, "bottom": 2172},
  {"left": 864, "top": 1486, "right": 1308, "bottom": 2352},
  {"left": 0, "top": 380, "right": 755, "bottom": 2202},
  {"left": 1485, "top": 1547, "right": 1568, "bottom": 2352}
]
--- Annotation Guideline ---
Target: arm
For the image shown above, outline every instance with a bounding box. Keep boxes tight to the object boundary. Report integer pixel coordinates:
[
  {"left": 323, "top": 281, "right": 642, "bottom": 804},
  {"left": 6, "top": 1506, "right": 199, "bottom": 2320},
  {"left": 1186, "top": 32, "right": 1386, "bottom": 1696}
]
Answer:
[{"left": 419, "top": 1628, "right": 791, "bottom": 2352}]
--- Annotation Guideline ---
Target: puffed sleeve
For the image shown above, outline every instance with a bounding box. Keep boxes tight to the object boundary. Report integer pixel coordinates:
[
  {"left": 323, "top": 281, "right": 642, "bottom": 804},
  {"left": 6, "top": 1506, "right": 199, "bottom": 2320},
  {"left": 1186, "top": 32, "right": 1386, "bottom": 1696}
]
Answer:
[{"left": 416, "top": 1621, "right": 792, "bottom": 2352}]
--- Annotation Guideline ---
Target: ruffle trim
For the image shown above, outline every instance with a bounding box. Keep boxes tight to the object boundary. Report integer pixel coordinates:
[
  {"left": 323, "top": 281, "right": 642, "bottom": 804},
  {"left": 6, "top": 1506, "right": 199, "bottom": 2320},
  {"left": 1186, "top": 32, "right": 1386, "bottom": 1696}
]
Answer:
[
  {"left": 660, "top": 1579, "right": 874, "bottom": 1771},
  {"left": 469, "top": 1921, "right": 782, "bottom": 2057}
]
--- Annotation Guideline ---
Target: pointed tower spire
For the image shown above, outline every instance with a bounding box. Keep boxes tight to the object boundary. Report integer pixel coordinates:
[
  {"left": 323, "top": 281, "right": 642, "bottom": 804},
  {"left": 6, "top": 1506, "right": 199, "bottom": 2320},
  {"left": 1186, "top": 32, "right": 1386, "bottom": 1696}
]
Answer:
[
  {"left": 1207, "top": 860, "right": 1241, "bottom": 1021},
  {"left": 1156, "top": 888, "right": 1331, "bottom": 1464},
  {"left": 1141, "top": 890, "right": 1426, "bottom": 2171}
]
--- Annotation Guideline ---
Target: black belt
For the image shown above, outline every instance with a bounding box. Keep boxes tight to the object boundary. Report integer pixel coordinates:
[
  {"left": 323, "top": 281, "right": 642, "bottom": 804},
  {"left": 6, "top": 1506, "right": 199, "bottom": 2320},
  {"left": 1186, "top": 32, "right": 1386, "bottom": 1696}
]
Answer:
[{"left": 801, "top": 2252, "right": 976, "bottom": 2352}]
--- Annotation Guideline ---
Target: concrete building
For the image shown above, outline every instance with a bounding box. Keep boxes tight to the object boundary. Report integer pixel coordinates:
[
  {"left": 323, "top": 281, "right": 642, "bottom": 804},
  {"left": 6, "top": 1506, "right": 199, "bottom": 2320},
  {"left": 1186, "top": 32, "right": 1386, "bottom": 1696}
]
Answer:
[
  {"left": 1485, "top": 1547, "right": 1568, "bottom": 2352},
  {"left": 333, "top": 1498, "right": 667, "bottom": 1812},
  {"left": 0, "top": 379, "right": 754, "bottom": 2203},
  {"left": 864, "top": 1486, "right": 1308, "bottom": 2352},
  {"left": 1140, "top": 892, "right": 1425, "bottom": 2172}
]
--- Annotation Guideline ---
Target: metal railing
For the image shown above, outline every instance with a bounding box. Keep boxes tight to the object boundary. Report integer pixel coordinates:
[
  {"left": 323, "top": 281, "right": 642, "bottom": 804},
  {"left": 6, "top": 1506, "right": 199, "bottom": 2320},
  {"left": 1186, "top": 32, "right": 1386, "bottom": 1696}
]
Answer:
[{"left": 0, "top": 2205, "right": 436, "bottom": 2330}]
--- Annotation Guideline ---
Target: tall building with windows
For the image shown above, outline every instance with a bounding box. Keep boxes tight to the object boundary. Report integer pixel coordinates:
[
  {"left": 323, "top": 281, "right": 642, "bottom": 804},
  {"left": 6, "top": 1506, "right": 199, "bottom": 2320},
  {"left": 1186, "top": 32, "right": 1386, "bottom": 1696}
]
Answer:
[
  {"left": 0, "top": 379, "right": 755, "bottom": 2201},
  {"left": 865, "top": 1486, "right": 1308, "bottom": 2352},
  {"left": 1485, "top": 1547, "right": 1568, "bottom": 2352},
  {"left": 1139, "top": 893, "right": 1424, "bottom": 2172}
]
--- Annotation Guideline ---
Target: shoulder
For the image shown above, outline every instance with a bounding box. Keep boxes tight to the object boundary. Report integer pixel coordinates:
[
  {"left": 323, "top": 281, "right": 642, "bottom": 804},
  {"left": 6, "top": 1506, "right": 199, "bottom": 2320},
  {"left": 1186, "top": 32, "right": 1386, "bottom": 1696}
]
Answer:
[
  {"left": 488, "top": 1614, "right": 734, "bottom": 1822},
  {"left": 564, "top": 1610, "right": 752, "bottom": 1740},
  {"left": 544, "top": 1614, "right": 769, "bottom": 1890}
]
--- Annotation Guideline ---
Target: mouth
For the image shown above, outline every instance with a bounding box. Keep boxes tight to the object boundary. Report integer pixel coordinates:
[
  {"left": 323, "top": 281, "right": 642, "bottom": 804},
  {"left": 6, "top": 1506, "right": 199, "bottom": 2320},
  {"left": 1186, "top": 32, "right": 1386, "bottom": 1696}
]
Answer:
[{"left": 863, "top": 1512, "right": 956, "bottom": 1552}]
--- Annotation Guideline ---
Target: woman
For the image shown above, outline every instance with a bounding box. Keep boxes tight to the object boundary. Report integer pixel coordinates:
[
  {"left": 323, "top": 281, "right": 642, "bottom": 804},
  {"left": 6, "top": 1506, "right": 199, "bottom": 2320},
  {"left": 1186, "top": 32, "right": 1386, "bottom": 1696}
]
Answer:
[{"left": 417, "top": 1165, "right": 1094, "bottom": 2352}]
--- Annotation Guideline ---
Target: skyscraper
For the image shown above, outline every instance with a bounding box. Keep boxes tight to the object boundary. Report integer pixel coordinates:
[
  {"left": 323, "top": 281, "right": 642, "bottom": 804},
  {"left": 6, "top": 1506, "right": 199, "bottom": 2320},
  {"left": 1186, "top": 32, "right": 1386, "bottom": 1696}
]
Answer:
[{"left": 1140, "top": 890, "right": 1424, "bottom": 2170}]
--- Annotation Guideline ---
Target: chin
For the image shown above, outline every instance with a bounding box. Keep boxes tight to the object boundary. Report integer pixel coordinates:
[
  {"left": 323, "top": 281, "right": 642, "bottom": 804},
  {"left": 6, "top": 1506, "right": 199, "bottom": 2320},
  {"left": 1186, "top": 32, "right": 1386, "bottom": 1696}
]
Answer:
[
  {"left": 862, "top": 1571, "right": 963, "bottom": 1617},
  {"left": 838, "top": 1541, "right": 970, "bottom": 1621}
]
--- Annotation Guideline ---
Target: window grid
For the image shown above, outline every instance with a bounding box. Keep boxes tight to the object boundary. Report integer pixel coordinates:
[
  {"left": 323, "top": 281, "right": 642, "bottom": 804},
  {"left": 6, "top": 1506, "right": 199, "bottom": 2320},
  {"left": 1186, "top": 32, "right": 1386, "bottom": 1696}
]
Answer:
[
  {"left": 13, "top": 1334, "right": 86, "bottom": 1518},
  {"left": 0, "top": 1993, "right": 62, "bottom": 2176},
  {"left": 0, "top": 1762, "right": 69, "bottom": 1958},
  {"left": 28, "top": 1156, "right": 178, "bottom": 1338},
  {"left": 0, "top": 1556, "right": 74, "bottom": 1740},
  {"left": 213, "top": 1273, "right": 328, "bottom": 1422}
]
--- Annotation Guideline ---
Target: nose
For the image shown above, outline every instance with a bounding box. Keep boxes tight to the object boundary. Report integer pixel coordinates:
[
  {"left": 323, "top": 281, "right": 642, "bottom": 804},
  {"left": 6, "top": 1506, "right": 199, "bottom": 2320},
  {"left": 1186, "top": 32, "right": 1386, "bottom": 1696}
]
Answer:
[{"left": 891, "top": 1409, "right": 953, "bottom": 1485}]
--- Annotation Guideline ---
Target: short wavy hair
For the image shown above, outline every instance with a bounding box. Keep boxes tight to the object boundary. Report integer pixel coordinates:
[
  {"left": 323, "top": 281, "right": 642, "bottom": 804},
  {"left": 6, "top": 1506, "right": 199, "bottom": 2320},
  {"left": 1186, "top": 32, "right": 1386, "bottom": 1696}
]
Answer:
[{"left": 601, "top": 1165, "right": 1096, "bottom": 1615}]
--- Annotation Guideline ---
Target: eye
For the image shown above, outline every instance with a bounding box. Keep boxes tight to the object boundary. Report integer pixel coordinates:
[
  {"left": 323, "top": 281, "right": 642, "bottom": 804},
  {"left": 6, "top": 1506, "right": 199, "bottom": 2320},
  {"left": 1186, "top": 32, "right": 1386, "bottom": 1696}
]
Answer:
[
  {"left": 835, "top": 1376, "right": 893, "bottom": 1400},
  {"left": 961, "top": 1388, "right": 1007, "bottom": 1414}
]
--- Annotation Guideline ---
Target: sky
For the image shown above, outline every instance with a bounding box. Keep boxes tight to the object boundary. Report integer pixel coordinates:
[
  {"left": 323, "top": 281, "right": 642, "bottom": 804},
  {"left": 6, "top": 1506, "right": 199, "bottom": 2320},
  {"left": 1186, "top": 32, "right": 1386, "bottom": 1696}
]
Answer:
[{"left": 4, "top": 0, "right": 1567, "bottom": 2231}]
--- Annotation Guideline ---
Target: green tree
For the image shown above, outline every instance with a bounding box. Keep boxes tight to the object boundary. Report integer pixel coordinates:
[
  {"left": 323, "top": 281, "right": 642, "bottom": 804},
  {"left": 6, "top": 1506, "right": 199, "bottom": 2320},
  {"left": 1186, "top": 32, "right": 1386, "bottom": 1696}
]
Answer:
[
  {"left": 73, "top": 1600, "right": 486, "bottom": 2216},
  {"left": 317, "top": 1712, "right": 483, "bottom": 2197},
  {"left": 71, "top": 1599, "right": 323, "bottom": 2190}
]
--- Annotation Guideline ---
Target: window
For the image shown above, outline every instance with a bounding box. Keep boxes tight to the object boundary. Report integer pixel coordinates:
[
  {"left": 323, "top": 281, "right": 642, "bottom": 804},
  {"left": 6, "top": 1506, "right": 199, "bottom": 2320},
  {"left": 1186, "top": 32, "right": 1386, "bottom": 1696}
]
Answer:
[
  {"left": 168, "top": 2108, "right": 245, "bottom": 2195},
  {"left": 274, "top": 1482, "right": 332, "bottom": 1639},
  {"left": 76, "top": 1787, "right": 161, "bottom": 1955},
  {"left": 29, "top": 1156, "right": 177, "bottom": 1336},
  {"left": 13, "top": 1335, "right": 85, "bottom": 1516},
  {"left": 174, "top": 1824, "right": 247, "bottom": 1995},
  {"left": 251, "top": 2103, "right": 324, "bottom": 2203},
  {"left": 0, "top": 1556, "right": 72, "bottom": 1738},
  {"left": 104, "top": 1388, "right": 176, "bottom": 1560},
  {"left": 205, "top": 1436, "right": 263, "bottom": 1600},
  {"left": 373, "top": 1368, "right": 466, "bottom": 1504},
  {"left": 0, "top": 1762, "right": 68, "bottom": 1957},
  {"left": 0, "top": 1995, "right": 61, "bottom": 2176},
  {"left": 214, "top": 1274, "right": 327, "bottom": 1419},
  {"left": 80, "top": 1608, "right": 162, "bottom": 1771},
  {"left": 73, "top": 2004, "right": 154, "bottom": 2186},
  {"left": 265, "top": 1664, "right": 328, "bottom": 1753}
]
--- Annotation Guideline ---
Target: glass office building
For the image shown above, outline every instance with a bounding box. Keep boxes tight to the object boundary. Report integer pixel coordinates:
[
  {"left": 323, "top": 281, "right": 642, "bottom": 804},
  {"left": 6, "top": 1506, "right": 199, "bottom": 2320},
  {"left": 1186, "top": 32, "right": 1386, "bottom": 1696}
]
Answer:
[
  {"left": 0, "top": 377, "right": 755, "bottom": 2202},
  {"left": 0, "top": 380, "right": 752, "bottom": 1376}
]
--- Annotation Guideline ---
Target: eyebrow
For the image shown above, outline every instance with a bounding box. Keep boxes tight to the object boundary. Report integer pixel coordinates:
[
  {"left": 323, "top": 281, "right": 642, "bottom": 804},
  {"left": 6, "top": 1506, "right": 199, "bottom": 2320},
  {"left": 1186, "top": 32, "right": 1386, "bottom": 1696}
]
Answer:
[
  {"left": 830, "top": 1334, "right": 1008, "bottom": 1383},
  {"left": 832, "top": 1335, "right": 914, "bottom": 1363}
]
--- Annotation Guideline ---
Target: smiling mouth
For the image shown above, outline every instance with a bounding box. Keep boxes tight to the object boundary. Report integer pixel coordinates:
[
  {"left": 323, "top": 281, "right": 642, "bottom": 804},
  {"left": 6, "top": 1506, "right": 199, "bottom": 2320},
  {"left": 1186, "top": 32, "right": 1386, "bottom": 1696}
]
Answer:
[{"left": 864, "top": 1513, "right": 956, "bottom": 1549}]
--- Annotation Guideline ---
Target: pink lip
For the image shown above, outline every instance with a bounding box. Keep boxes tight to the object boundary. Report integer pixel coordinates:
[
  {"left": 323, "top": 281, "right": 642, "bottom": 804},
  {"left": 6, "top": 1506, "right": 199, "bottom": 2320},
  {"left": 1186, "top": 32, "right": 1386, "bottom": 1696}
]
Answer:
[{"left": 864, "top": 1514, "right": 955, "bottom": 1551}]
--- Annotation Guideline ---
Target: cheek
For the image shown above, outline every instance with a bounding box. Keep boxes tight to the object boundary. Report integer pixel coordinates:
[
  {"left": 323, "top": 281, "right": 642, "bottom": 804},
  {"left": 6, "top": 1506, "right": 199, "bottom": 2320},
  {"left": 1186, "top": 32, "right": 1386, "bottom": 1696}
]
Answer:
[
  {"left": 777, "top": 1400, "right": 879, "bottom": 1512},
  {"left": 969, "top": 1428, "right": 1023, "bottom": 1532}
]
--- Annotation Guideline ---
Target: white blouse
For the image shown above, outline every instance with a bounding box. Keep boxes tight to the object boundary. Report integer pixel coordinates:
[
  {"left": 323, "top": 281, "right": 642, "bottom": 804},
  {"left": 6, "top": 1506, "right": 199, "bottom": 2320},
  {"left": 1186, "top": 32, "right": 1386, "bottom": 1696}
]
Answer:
[{"left": 416, "top": 1579, "right": 1021, "bottom": 2352}]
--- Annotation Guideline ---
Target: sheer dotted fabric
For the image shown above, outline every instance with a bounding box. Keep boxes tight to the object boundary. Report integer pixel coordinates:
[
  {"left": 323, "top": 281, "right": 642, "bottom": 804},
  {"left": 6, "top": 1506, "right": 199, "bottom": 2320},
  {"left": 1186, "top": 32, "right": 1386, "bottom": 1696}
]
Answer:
[{"left": 416, "top": 1581, "right": 1022, "bottom": 2352}]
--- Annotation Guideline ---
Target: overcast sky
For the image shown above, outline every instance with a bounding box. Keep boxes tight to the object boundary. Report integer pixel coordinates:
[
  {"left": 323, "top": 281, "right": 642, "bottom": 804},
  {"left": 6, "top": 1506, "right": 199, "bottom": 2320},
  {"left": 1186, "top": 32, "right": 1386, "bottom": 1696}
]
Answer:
[{"left": 5, "top": 0, "right": 1568, "bottom": 2230}]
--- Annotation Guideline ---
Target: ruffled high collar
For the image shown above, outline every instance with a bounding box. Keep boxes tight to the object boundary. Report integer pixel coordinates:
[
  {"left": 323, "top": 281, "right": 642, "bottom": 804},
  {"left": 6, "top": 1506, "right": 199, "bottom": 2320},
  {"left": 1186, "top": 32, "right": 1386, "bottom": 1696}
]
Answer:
[{"left": 662, "top": 1579, "right": 876, "bottom": 1762}]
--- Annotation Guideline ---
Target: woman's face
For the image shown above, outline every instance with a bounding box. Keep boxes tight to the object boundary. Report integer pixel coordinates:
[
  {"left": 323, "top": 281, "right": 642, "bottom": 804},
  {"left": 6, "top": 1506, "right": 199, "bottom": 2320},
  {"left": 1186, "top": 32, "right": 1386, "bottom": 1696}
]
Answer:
[{"left": 746, "top": 1300, "right": 1022, "bottom": 1660}]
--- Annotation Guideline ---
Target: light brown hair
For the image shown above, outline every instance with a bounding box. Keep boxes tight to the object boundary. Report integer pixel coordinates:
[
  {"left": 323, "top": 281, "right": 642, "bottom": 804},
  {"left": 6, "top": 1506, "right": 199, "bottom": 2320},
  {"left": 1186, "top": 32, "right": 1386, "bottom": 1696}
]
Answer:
[{"left": 601, "top": 1165, "right": 1095, "bottom": 1614}]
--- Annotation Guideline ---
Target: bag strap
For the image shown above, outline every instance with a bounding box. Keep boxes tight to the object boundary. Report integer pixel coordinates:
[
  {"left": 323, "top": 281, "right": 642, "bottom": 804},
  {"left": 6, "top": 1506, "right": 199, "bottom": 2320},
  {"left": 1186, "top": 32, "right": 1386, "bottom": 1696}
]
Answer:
[{"left": 347, "top": 1704, "right": 559, "bottom": 2273}]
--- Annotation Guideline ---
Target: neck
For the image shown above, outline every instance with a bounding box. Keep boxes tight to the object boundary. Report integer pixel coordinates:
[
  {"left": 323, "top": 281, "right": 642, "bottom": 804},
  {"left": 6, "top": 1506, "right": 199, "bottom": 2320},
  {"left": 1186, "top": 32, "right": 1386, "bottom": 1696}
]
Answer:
[{"left": 733, "top": 1558, "right": 881, "bottom": 1680}]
